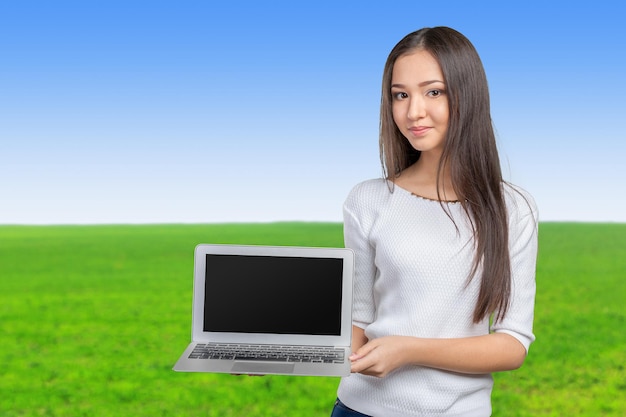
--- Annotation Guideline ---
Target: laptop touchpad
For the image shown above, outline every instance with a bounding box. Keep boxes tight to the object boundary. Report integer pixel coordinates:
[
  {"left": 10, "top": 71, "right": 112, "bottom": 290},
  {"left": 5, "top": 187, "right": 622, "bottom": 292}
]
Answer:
[{"left": 231, "top": 362, "right": 295, "bottom": 374}]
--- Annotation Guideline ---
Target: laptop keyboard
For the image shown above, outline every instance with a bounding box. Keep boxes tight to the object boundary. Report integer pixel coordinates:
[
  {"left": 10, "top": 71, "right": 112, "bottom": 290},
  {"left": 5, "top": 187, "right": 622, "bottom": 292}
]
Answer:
[{"left": 189, "top": 343, "right": 345, "bottom": 363}]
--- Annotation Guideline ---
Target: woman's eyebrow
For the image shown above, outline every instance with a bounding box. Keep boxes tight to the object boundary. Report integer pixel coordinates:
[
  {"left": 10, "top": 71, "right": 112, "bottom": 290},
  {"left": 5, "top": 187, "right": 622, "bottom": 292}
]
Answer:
[{"left": 391, "top": 80, "right": 445, "bottom": 88}]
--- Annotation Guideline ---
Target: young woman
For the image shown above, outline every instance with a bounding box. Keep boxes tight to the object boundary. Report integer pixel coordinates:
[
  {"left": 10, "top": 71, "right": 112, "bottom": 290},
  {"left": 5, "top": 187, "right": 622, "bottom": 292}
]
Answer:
[{"left": 331, "top": 27, "right": 539, "bottom": 417}]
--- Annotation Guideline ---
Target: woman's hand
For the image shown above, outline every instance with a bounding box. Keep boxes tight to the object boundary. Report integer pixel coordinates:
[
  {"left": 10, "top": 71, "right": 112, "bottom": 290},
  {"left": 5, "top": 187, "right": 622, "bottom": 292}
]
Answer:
[{"left": 349, "top": 336, "right": 416, "bottom": 377}]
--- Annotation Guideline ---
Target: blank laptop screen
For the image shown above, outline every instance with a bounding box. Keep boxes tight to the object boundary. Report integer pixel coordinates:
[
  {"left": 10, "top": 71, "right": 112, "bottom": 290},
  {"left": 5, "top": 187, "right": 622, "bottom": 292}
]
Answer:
[{"left": 203, "top": 254, "right": 344, "bottom": 336}]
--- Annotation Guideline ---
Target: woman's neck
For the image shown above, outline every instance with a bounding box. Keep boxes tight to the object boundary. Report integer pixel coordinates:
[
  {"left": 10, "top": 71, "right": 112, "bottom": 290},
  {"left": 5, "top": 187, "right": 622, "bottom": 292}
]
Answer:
[{"left": 395, "top": 155, "right": 457, "bottom": 201}]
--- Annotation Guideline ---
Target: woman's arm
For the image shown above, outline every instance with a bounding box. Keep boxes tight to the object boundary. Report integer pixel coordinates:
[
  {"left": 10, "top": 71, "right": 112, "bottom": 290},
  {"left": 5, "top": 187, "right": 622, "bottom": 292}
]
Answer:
[
  {"left": 351, "top": 325, "right": 369, "bottom": 354},
  {"left": 349, "top": 332, "right": 526, "bottom": 378}
]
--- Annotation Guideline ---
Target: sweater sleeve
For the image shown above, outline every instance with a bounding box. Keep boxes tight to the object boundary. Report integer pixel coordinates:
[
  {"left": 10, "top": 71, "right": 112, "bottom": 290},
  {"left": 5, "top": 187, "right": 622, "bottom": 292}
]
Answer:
[
  {"left": 343, "top": 183, "right": 378, "bottom": 329},
  {"left": 491, "top": 186, "right": 539, "bottom": 352}
]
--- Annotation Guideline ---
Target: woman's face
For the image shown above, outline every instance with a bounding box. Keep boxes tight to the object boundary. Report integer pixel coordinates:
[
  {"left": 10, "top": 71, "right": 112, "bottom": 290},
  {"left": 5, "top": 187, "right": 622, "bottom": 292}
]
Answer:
[{"left": 391, "top": 50, "right": 449, "bottom": 156}]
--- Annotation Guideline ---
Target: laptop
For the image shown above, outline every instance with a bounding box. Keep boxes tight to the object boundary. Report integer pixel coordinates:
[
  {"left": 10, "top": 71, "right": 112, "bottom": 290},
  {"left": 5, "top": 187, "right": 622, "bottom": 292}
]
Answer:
[{"left": 173, "top": 243, "right": 354, "bottom": 377}]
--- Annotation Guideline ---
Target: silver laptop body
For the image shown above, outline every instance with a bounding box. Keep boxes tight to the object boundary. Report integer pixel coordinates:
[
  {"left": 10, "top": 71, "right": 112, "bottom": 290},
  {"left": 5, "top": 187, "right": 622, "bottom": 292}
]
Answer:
[{"left": 173, "top": 243, "right": 354, "bottom": 377}]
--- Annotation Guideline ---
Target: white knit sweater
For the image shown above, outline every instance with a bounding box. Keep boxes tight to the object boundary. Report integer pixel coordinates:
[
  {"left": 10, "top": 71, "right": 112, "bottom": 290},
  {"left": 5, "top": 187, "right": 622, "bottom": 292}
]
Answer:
[{"left": 337, "top": 179, "right": 538, "bottom": 417}]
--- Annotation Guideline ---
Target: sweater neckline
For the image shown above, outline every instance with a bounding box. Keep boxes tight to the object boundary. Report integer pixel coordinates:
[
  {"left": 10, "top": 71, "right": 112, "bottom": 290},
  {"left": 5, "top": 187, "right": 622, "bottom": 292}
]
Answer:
[
  {"left": 391, "top": 181, "right": 461, "bottom": 204},
  {"left": 410, "top": 192, "right": 460, "bottom": 204}
]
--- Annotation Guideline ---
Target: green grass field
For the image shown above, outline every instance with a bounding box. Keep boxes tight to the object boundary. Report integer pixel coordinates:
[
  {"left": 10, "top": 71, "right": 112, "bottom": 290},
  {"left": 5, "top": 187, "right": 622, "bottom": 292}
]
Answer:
[{"left": 1, "top": 222, "right": 624, "bottom": 416}]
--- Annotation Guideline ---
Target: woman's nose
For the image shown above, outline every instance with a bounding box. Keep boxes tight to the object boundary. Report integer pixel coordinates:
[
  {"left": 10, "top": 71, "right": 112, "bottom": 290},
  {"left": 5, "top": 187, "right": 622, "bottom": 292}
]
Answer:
[{"left": 407, "top": 97, "right": 426, "bottom": 120}]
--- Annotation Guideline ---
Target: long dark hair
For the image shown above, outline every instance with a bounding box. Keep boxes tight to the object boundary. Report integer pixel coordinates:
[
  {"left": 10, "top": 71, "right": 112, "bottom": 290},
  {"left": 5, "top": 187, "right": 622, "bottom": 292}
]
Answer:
[{"left": 380, "top": 26, "right": 511, "bottom": 323}]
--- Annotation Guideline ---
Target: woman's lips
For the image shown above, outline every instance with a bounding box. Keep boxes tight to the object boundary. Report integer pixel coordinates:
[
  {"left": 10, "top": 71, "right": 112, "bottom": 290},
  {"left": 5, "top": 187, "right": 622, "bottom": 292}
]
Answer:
[{"left": 408, "top": 126, "right": 431, "bottom": 136}]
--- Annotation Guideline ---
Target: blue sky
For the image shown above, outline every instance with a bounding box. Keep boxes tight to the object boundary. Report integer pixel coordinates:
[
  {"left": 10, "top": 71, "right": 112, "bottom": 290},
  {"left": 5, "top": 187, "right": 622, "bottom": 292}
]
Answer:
[{"left": 1, "top": 1, "right": 624, "bottom": 224}]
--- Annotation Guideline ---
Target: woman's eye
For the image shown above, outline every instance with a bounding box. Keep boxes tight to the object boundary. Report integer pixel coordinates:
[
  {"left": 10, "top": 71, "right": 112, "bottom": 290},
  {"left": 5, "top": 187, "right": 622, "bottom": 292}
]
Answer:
[
  {"left": 428, "top": 89, "right": 444, "bottom": 97},
  {"left": 393, "top": 92, "right": 408, "bottom": 100}
]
